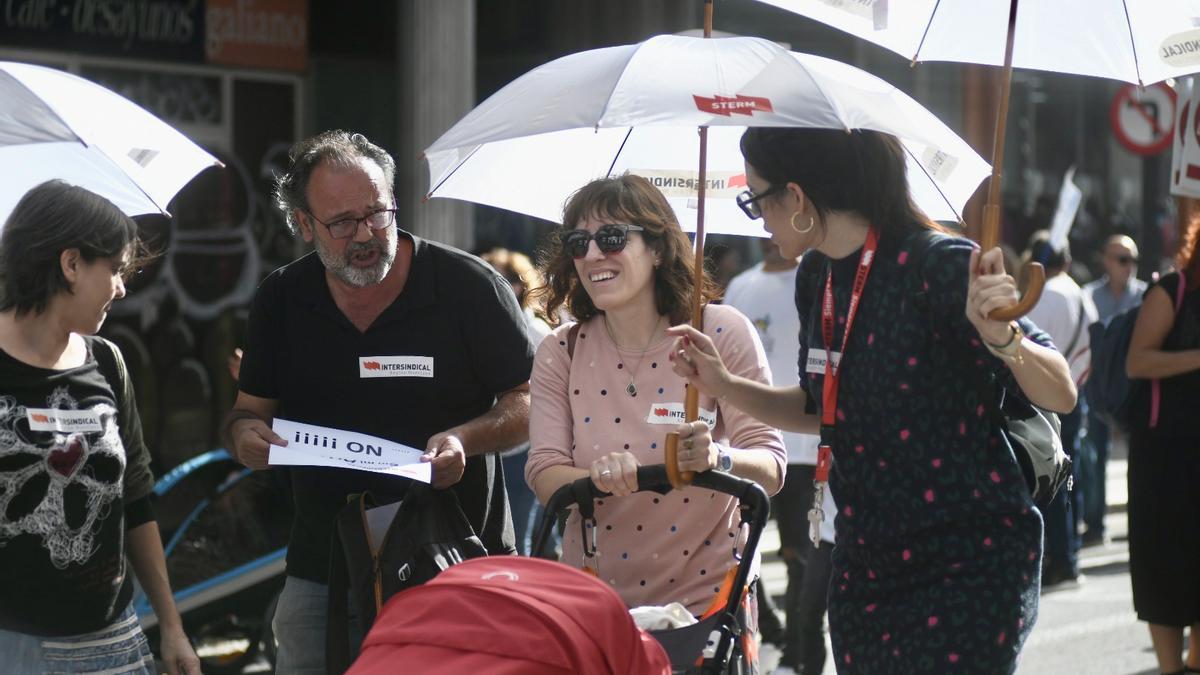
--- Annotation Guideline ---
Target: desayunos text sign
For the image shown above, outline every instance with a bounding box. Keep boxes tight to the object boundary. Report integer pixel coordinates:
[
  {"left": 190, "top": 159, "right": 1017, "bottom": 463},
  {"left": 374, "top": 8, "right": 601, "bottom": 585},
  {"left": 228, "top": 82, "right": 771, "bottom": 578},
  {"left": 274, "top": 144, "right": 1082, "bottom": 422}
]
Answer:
[{"left": 269, "top": 418, "right": 431, "bottom": 482}]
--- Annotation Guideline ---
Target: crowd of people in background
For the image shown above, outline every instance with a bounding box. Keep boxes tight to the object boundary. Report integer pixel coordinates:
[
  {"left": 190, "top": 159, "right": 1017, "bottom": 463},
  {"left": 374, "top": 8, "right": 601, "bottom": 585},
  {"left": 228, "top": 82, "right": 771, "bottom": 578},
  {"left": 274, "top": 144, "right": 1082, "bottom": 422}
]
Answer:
[{"left": 4, "top": 124, "right": 1199, "bottom": 675}]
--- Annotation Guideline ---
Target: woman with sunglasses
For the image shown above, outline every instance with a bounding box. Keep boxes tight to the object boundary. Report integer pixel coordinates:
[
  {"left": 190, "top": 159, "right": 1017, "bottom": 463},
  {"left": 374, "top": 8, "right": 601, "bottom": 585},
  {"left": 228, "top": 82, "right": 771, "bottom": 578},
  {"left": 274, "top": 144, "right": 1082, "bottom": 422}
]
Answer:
[
  {"left": 526, "top": 175, "right": 785, "bottom": 619},
  {"left": 0, "top": 181, "right": 200, "bottom": 674},
  {"left": 668, "top": 128, "right": 1077, "bottom": 675}
]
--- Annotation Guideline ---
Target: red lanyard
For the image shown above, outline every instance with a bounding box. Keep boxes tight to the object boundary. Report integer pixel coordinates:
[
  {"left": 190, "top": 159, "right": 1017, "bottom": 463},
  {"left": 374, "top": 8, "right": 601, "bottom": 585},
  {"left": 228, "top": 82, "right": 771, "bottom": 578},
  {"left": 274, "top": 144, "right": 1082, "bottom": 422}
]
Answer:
[{"left": 815, "top": 227, "right": 879, "bottom": 482}]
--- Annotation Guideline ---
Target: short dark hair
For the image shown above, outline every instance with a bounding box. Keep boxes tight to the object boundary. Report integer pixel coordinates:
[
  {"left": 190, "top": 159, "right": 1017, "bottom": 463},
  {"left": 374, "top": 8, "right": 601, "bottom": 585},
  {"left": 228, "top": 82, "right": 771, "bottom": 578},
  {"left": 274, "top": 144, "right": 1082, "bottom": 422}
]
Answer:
[
  {"left": 0, "top": 180, "right": 140, "bottom": 316},
  {"left": 739, "top": 127, "right": 944, "bottom": 238},
  {"left": 273, "top": 130, "right": 396, "bottom": 233},
  {"left": 1025, "top": 229, "right": 1070, "bottom": 272},
  {"left": 535, "top": 174, "right": 720, "bottom": 326}
]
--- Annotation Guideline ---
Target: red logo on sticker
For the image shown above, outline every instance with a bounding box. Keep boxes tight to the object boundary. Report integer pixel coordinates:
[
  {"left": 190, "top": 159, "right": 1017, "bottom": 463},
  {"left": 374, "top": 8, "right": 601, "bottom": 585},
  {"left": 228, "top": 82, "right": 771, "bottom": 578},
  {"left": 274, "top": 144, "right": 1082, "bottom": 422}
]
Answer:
[
  {"left": 693, "top": 94, "right": 774, "bottom": 117},
  {"left": 728, "top": 174, "right": 748, "bottom": 189},
  {"left": 363, "top": 361, "right": 381, "bottom": 370},
  {"left": 31, "top": 413, "right": 49, "bottom": 423},
  {"left": 654, "top": 407, "right": 669, "bottom": 416}
]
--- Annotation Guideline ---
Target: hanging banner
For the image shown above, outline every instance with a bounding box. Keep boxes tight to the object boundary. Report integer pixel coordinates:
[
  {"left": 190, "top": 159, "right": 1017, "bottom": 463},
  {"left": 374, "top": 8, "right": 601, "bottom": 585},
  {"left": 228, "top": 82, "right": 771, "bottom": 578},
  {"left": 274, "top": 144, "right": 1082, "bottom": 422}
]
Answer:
[
  {"left": 269, "top": 418, "right": 432, "bottom": 482},
  {"left": 1171, "top": 76, "right": 1200, "bottom": 199}
]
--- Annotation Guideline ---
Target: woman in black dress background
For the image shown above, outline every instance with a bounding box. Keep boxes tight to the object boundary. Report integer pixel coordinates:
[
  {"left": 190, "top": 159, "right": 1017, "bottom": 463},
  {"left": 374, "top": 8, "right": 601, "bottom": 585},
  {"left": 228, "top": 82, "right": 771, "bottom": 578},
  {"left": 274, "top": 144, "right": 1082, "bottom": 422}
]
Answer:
[
  {"left": 668, "top": 128, "right": 1077, "bottom": 673},
  {"left": 1126, "top": 213, "right": 1200, "bottom": 675}
]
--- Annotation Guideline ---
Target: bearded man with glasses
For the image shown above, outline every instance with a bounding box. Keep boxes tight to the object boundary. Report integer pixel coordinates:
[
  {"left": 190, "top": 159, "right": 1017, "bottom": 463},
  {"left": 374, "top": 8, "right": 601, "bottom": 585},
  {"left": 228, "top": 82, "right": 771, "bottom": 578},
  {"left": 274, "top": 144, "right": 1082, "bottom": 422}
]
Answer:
[{"left": 220, "top": 130, "right": 534, "bottom": 673}]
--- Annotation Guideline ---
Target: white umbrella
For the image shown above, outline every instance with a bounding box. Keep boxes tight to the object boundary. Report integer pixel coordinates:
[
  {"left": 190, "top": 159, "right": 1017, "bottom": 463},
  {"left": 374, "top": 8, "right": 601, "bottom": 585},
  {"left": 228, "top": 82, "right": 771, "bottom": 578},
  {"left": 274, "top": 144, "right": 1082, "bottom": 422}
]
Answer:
[
  {"left": 424, "top": 34, "right": 990, "bottom": 234},
  {"left": 426, "top": 30, "right": 989, "bottom": 491},
  {"left": 753, "top": 0, "right": 1200, "bottom": 86},
  {"left": 0, "top": 61, "right": 221, "bottom": 223},
  {"left": 751, "top": 0, "right": 1200, "bottom": 318}
]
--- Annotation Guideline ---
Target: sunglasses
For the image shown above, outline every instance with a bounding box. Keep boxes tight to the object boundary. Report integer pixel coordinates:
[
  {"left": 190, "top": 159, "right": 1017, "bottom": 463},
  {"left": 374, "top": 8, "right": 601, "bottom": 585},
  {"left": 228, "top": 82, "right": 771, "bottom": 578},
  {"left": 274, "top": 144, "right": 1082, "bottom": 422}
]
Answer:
[
  {"left": 562, "top": 224, "right": 645, "bottom": 259},
  {"left": 736, "top": 185, "right": 784, "bottom": 219}
]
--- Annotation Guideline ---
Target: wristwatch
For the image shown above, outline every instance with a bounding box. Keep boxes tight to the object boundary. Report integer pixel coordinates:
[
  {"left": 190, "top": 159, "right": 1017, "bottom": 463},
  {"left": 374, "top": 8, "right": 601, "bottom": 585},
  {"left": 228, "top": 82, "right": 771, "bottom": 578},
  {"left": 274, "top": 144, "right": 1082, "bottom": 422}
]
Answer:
[{"left": 716, "top": 445, "right": 733, "bottom": 472}]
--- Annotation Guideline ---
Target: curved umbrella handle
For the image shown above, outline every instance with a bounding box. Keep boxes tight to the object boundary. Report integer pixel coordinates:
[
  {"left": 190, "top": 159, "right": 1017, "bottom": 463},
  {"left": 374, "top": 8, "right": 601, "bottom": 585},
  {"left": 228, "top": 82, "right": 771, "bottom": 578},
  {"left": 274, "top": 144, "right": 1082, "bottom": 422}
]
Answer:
[
  {"left": 990, "top": 262, "right": 1045, "bottom": 321},
  {"left": 980, "top": 203, "right": 1044, "bottom": 321}
]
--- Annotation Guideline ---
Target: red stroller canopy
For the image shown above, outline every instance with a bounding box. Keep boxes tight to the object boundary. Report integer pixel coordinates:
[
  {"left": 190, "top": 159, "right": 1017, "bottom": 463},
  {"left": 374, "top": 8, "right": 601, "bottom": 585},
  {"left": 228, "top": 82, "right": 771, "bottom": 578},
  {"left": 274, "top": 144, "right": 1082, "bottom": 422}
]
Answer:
[{"left": 348, "top": 556, "right": 672, "bottom": 675}]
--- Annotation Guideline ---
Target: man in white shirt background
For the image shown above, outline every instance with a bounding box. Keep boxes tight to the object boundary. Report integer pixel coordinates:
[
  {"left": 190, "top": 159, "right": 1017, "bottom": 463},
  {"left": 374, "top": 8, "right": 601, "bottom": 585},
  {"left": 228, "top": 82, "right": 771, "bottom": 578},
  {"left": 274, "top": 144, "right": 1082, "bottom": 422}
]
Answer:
[
  {"left": 725, "top": 240, "right": 832, "bottom": 675},
  {"left": 1025, "top": 231, "right": 1098, "bottom": 588}
]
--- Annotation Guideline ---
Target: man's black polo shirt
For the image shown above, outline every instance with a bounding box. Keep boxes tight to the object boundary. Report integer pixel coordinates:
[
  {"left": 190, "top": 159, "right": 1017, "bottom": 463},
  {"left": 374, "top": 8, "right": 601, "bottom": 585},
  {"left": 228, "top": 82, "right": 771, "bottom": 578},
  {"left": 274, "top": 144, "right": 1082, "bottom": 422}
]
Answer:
[{"left": 238, "top": 232, "right": 533, "bottom": 583}]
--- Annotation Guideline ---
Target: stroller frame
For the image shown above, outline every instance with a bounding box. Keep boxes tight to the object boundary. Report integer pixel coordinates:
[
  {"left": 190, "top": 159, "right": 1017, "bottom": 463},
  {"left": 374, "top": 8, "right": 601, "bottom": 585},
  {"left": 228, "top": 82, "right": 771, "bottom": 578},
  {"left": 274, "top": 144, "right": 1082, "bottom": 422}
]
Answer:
[{"left": 532, "top": 464, "right": 770, "bottom": 674}]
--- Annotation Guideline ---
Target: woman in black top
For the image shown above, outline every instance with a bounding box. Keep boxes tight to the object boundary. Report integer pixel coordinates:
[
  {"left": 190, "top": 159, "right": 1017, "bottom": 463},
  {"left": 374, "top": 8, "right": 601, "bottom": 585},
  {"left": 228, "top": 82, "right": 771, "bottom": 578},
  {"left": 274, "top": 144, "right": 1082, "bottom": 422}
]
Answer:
[
  {"left": 668, "top": 128, "right": 1077, "bottom": 674},
  {"left": 1126, "top": 214, "right": 1200, "bottom": 675},
  {"left": 0, "top": 181, "right": 199, "bottom": 674}
]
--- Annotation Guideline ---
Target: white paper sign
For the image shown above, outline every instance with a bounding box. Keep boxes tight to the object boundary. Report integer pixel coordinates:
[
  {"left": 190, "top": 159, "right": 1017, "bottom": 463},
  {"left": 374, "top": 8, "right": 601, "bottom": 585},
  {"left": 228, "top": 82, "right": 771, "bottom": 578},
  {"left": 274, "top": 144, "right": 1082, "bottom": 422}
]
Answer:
[
  {"left": 1048, "top": 167, "right": 1083, "bottom": 252},
  {"left": 269, "top": 418, "right": 431, "bottom": 482},
  {"left": 1172, "top": 76, "right": 1200, "bottom": 198}
]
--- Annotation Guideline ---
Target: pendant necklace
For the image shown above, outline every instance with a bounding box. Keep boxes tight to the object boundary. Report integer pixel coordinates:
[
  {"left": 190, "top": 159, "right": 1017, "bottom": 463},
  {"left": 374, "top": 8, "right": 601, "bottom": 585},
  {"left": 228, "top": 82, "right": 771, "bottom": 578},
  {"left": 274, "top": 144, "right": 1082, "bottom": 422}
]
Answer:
[{"left": 603, "top": 313, "right": 664, "bottom": 397}]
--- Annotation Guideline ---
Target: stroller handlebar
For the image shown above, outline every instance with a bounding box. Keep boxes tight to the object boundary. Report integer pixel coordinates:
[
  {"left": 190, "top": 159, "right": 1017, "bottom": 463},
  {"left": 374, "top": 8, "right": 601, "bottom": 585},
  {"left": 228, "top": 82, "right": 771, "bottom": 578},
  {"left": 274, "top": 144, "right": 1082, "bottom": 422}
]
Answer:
[
  {"left": 532, "top": 464, "right": 770, "bottom": 560},
  {"left": 530, "top": 464, "right": 772, "bottom": 674}
]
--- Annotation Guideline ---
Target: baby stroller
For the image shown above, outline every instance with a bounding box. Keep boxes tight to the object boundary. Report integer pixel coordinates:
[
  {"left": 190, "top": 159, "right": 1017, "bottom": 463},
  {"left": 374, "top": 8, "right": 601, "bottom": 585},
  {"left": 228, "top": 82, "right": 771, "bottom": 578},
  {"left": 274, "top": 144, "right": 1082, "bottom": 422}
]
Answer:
[
  {"left": 348, "top": 556, "right": 673, "bottom": 674},
  {"left": 133, "top": 449, "right": 292, "bottom": 673},
  {"left": 533, "top": 464, "right": 770, "bottom": 674}
]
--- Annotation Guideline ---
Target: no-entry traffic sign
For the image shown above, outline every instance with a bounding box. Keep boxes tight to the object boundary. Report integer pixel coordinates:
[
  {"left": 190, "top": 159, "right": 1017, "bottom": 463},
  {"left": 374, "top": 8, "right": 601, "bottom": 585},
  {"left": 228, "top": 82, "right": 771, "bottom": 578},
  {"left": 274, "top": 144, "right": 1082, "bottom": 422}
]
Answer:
[{"left": 1111, "top": 83, "right": 1177, "bottom": 156}]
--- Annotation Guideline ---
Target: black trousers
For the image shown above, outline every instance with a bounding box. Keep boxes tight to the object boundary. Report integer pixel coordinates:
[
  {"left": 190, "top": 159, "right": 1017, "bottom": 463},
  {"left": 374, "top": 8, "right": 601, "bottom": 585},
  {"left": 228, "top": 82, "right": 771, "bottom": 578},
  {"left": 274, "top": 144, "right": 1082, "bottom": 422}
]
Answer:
[{"left": 772, "top": 464, "right": 834, "bottom": 674}]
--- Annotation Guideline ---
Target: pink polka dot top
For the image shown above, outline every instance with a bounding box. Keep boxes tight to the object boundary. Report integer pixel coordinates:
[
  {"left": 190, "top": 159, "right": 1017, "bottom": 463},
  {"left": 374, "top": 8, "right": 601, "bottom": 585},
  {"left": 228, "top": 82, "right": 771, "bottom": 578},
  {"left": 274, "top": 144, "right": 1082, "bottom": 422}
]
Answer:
[{"left": 527, "top": 303, "right": 786, "bottom": 614}]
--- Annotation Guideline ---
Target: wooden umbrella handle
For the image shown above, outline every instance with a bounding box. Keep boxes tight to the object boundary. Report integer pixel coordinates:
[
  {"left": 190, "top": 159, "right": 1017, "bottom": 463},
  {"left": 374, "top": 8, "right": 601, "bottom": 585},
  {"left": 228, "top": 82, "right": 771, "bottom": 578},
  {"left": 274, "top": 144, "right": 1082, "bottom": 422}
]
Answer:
[
  {"left": 977, "top": 0, "right": 1043, "bottom": 322},
  {"left": 668, "top": 0, "right": 715, "bottom": 490},
  {"left": 980, "top": 203, "right": 1045, "bottom": 321}
]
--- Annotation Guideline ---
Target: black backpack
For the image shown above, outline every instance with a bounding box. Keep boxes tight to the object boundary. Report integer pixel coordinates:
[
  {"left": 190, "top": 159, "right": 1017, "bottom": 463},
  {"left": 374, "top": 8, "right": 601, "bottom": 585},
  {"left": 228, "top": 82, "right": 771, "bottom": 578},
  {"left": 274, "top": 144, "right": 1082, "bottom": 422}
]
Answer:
[
  {"left": 1086, "top": 272, "right": 1186, "bottom": 430},
  {"left": 326, "top": 484, "right": 488, "bottom": 673}
]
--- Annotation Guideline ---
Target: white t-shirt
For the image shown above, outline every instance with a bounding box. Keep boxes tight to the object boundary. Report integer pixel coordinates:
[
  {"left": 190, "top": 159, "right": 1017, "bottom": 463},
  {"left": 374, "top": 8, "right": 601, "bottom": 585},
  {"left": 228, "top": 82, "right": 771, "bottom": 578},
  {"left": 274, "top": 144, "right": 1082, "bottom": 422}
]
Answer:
[
  {"left": 1026, "top": 273, "right": 1098, "bottom": 388},
  {"left": 724, "top": 262, "right": 821, "bottom": 465}
]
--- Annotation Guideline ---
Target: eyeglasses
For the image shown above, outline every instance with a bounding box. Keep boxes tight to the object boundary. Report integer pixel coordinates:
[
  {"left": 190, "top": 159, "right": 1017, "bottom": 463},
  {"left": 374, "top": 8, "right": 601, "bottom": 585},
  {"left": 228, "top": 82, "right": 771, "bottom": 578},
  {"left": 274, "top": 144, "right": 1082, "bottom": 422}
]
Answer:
[
  {"left": 305, "top": 207, "right": 398, "bottom": 240},
  {"left": 735, "top": 185, "right": 784, "bottom": 219},
  {"left": 1113, "top": 255, "right": 1138, "bottom": 265},
  {"left": 562, "top": 224, "right": 645, "bottom": 259}
]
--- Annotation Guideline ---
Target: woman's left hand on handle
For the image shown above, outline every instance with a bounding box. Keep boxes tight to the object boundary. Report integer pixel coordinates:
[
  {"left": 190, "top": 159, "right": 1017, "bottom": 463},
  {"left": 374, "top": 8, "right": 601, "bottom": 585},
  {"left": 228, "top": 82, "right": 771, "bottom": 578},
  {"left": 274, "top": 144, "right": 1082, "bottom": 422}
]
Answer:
[
  {"left": 967, "top": 247, "right": 1019, "bottom": 345},
  {"left": 673, "top": 420, "right": 716, "bottom": 473}
]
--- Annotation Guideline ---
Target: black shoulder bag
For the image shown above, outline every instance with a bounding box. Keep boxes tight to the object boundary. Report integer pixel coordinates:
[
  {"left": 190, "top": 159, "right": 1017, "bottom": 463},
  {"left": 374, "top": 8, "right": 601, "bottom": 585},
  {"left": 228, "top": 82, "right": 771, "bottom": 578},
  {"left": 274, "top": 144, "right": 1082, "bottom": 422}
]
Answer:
[{"left": 907, "top": 231, "right": 1071, "bottom": 505}]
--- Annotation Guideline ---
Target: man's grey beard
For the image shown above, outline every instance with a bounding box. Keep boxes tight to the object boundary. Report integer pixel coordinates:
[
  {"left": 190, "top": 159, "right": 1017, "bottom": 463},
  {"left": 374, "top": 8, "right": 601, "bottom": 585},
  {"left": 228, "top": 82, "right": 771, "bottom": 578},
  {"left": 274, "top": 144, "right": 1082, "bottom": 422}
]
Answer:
[{"left": 314, "top": 230, "right": 397, "bottom": 287}]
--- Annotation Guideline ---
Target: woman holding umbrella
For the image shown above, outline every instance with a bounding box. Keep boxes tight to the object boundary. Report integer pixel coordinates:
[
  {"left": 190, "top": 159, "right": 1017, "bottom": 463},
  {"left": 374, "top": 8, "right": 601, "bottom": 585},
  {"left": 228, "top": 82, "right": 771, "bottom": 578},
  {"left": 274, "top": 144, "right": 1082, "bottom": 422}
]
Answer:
[
  {"left": 669, "top": 127, "right": 1077, "bottom": 673},
  {"left": 526, "top": 174, "right": 786, "bottom": 617},
  {"left": 0, "top": 181, "right": 199, "bottom": 674}
]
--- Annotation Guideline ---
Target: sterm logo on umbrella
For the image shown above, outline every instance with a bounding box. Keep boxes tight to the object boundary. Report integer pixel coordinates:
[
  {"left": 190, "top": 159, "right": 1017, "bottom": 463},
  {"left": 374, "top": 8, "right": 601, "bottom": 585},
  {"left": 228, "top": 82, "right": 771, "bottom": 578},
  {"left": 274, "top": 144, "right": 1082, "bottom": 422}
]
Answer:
[{"left": 693, "top": 94, "right": 774, "bottom": 117}]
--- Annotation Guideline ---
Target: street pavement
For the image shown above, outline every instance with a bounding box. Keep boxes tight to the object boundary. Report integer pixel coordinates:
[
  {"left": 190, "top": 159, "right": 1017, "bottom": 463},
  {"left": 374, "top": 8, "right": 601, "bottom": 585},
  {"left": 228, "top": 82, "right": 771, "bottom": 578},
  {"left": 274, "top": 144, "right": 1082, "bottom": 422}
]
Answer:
[{"left": 758, "top": 438, "right": 1159, "bottom": 674}]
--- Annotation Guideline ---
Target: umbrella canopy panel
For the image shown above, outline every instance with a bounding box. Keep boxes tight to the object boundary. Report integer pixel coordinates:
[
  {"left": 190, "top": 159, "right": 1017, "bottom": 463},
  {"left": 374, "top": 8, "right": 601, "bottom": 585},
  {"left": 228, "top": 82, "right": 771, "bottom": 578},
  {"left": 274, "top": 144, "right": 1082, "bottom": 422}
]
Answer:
[
  {"left": 754, "top": 0, "right": 1200, "bottom": 85},
  {"left": 0, "top": 62, "right": 220, "bottom": 223},
  {"left": 428, "top": 125, "right": 972, "bottom": 233},
  {"left": 426, "top": 34, "right": 989, "bottom": 232}
]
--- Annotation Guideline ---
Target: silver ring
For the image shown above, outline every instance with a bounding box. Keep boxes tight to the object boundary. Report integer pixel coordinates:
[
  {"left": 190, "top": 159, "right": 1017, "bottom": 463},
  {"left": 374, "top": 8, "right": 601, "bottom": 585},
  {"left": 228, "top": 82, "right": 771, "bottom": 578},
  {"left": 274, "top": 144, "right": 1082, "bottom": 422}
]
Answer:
[{"left": 601, "top": 469, "right": 612, "bottom": 477}]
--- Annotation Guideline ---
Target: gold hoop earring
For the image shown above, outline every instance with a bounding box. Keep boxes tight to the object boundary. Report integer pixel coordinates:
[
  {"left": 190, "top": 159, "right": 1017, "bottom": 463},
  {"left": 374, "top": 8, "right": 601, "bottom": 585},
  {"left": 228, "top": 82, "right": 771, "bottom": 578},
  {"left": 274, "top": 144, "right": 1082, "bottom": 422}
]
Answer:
[{"left": 790, "top": 211, "right": 815, "bottom": 234}]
